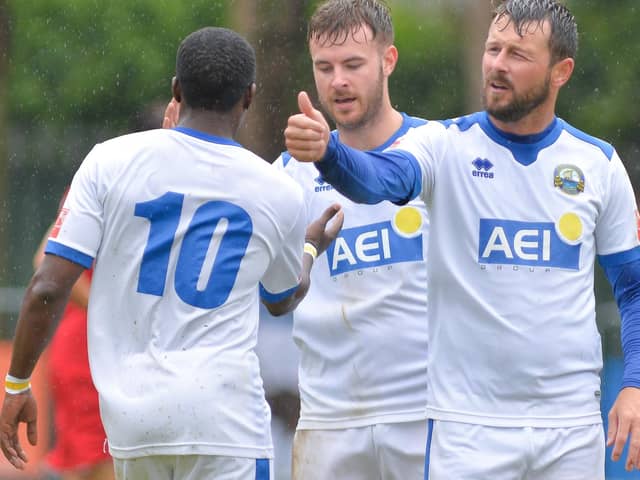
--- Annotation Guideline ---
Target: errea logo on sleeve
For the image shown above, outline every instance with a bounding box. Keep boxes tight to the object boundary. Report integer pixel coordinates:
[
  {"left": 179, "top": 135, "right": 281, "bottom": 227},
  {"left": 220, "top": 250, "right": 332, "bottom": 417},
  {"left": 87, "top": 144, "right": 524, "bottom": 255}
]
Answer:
[{"left": 478, "top": 217, "right": 581, "bottom": 270}]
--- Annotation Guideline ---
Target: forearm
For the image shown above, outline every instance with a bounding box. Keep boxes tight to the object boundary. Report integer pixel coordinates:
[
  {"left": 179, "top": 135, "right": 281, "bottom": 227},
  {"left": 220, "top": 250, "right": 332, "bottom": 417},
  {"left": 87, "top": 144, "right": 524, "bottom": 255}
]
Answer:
[
  {"left": 9, "top": 279, "right": 71, "bottom": 378},
  {"left": 316, "top": 135, "right": 422, "bottom": 205},
  {"left": 262, "top": 254, "right": 313, "bottom": 316},
  {"left": 604, "top": 259, "right": 640, "bottom": 388},
  {"left": 9, "top": 255, "right": 84, "bottom": 379}
]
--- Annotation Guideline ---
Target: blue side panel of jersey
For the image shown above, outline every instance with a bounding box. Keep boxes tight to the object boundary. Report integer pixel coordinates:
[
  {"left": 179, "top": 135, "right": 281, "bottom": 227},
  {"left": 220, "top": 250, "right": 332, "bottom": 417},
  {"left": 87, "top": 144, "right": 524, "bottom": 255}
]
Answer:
[
  {"left": 424, "top": 419, "right": 434, "bottom": 480},
  {"left": 45, "top": 240, "right": 93, "bottom": 268},
  {"left": 255, "top": 458, "right": 270, "bottom": 480}
]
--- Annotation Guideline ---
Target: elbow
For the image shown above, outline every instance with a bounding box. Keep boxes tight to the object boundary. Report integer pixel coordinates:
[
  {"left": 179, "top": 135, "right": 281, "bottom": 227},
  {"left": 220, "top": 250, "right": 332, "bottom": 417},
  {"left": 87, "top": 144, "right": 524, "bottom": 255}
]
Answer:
[{"left": 27, "top": 272, "right": 69, "bottom": 306}]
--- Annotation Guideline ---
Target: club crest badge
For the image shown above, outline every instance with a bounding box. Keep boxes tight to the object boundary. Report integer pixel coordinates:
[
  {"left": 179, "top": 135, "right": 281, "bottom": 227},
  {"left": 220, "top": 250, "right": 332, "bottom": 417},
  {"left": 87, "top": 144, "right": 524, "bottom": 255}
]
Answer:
[{"left": 554, "top": 164, "right": 585, "bottom": 195}]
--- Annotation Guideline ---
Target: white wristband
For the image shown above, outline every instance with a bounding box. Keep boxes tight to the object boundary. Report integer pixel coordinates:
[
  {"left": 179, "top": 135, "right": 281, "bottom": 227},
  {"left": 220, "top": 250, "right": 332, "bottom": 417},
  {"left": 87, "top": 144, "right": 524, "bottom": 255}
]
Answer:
[
  {"left": 303, "top": 242, "right": 318, "bottom": 261},
  {"left": 5, "top": 374, "right": 31, "bottom": 395}
]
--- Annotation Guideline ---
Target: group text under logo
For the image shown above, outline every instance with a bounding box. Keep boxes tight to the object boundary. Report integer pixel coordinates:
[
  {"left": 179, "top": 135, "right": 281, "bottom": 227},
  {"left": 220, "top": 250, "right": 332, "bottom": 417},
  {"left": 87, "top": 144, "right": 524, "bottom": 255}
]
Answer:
[{"left": 327, "top": 218, "right": 424, "bottom": 275}]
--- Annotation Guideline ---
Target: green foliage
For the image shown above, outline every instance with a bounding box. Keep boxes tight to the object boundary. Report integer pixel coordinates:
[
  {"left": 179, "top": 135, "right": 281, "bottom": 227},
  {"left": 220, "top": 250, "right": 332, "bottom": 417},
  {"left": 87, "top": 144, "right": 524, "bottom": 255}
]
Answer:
[
  {"left": 560, "top": 1, "right": 640, "bottom": 171},
  {"left": 389, "top": 6, "right": 465, "bottom": 119},
  {"left": 8, "top": 0, "right": 227, "bottom": 129}
]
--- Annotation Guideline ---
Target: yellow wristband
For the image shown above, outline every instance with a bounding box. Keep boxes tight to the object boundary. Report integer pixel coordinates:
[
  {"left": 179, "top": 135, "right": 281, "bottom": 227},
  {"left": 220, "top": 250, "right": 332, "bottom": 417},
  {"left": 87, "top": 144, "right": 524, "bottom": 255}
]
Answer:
[
  {"left": 5, "top": 374, "right": 31, "bottom": 394},
  {"left": 303, "top": 242, "right": 318, "bottom": 261}
]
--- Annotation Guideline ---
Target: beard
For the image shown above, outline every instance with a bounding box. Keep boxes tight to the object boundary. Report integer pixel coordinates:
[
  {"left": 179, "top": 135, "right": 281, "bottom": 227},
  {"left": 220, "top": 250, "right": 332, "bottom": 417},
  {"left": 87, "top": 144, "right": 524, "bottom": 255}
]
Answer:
[
  {"left": 483, "top": 72, "right": 551, "bottom": 123},
  {"left": 320, "top": 66, "right": 385, "bottom": 131}
]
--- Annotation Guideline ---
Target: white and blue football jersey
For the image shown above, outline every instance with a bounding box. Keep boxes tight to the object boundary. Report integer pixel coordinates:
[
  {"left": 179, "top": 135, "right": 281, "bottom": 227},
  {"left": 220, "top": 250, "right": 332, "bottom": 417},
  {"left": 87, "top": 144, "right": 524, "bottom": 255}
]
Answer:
[
  {"left": 383, "top": 112, "right": 640, "bottom": 427},
  {"left": 46, "top": 127, "right": 306, "bottom": 459},
  {"left": 274, "top": 114, "right": 430, "bottom": 429}
]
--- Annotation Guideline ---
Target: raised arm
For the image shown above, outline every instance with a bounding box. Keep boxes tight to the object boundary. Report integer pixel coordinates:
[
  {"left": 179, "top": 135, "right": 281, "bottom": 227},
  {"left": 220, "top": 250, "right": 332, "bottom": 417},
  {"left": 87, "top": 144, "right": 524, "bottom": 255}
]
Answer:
[{"left": 285, "top": 92, "right": 422, "bottom": 205}]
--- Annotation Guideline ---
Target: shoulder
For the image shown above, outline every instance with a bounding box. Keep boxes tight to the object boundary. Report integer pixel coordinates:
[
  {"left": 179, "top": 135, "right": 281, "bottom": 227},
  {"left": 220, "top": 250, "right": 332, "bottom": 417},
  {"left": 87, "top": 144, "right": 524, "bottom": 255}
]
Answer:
[
  {"left": 438, "top": 112, "right": 485, "bottom": 133},
  {"left": 557, "top": 119, "right": 615, "bottom": 161}
]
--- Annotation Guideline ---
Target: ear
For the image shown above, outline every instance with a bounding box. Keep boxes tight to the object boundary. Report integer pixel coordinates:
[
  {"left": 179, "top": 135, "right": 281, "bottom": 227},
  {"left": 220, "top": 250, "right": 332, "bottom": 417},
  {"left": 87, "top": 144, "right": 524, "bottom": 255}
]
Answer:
[
  {"left": 382, "top": 44, "right": 399, "bottom": 77},
  {"left": 551, "top": 57, "right": 574, "bottom": 88},
  {"left": 243, "top": 83, "right": 257, "bottom": 110},
  {"left": 171, "top": 76, "right": 182, "bottom": 102}
]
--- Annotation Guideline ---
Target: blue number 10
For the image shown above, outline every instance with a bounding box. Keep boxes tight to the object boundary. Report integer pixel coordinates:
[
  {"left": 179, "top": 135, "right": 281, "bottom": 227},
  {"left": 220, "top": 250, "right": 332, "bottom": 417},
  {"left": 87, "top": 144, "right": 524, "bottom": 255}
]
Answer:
[{"left": 134, "top": 192, "right": 253, "bottom": 309}]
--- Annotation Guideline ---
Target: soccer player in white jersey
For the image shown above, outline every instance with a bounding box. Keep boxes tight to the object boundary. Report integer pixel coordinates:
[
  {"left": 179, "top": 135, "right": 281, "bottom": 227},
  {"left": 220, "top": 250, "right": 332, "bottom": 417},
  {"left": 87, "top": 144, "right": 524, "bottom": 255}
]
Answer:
[
  {"left": 0, "top": 27, "right": 343, "bottom": 480},
  {"left": 273, "top": 1, "right": 429, "bottom": 479},
  {"left": 285, "top": 0, "right": 640, "bottom": 478}
]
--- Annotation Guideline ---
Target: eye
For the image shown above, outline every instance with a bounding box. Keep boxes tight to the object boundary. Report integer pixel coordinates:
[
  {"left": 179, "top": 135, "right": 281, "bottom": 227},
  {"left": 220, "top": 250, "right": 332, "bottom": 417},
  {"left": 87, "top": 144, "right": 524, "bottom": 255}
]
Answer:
[{"left": 345, "top": 62, "right": 363, "bottom": 70}]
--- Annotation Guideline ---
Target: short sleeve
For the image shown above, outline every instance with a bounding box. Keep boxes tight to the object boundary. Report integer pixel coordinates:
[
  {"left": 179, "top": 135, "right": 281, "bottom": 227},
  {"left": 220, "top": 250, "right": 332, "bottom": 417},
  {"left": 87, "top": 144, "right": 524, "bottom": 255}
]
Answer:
[
  {"left": 45, "top": 144, "right": 105, "bottom": 267},
  {"left": 259, "top": 188, "right": 306, "bottom": 302},
  {"left": 596, "top": 152, "right": 640, "bottom": 265}
]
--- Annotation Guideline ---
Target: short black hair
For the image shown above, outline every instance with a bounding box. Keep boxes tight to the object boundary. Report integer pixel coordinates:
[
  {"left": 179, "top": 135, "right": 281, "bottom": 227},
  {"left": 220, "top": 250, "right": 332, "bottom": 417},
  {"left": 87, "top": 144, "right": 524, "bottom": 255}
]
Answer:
[
  {"left": 176, "top": 27, "right": 256, "bottom": 112},
  {"left": 493, "top": 0, "right": 578, "bottom": 64}
]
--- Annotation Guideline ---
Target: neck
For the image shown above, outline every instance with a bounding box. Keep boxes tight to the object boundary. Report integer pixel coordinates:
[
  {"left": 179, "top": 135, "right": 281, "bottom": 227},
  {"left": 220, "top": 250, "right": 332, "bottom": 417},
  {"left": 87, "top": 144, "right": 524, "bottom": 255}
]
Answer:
[
  {"left": 338, "top": 102, "right": 403, "bottom": 150},
  {"left": 178, "top": 109, "right": 240, "bottom": 139},
  {"left": 488, "top": 100, "right": 557, "bottom": 136}
]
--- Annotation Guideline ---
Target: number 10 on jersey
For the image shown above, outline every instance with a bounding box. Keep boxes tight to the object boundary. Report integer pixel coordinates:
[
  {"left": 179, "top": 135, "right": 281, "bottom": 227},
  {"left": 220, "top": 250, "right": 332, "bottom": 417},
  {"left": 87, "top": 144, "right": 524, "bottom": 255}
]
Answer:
[{"left": 135, "top": 192, "right": 253, "bottom": 309}]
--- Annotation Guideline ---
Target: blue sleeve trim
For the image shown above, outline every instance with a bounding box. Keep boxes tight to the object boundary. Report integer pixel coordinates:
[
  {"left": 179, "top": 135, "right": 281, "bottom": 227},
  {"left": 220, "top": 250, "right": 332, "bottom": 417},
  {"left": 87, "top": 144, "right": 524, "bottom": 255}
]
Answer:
[
  {"left": 598, "top": 246, "right": 640, "bottom": 267},
  {"left": 316, "top": 135, "right": 422, "bottom": 205},
  {"left": 45, "top": 240, "right": 94, "bottom": 269},
  {"left": 259, "top": 283, "right": 299, "bottom": 303},
  {"left": 603, "top": 258, "right": 640, "bottom": 389}
]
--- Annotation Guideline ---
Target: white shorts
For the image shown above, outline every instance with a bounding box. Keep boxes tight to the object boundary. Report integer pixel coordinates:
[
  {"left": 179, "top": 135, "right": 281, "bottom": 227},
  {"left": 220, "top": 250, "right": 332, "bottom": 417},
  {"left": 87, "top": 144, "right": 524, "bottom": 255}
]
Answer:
[
  {"left": 292, "top": 420, "right": 428, "bottom": 480},
  {"left": 425, "top": 420, "right": 605, "bottom": 480},
  {"left": 113, "top": 455, "right": 272, "bottom": 480}
]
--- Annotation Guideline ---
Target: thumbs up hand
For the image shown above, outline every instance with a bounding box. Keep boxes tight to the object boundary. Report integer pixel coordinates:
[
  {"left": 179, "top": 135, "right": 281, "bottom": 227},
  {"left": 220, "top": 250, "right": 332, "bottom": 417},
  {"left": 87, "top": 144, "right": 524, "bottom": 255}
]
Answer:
[{"left": 284, "top": 91, "right": 331, "bottom": 162}]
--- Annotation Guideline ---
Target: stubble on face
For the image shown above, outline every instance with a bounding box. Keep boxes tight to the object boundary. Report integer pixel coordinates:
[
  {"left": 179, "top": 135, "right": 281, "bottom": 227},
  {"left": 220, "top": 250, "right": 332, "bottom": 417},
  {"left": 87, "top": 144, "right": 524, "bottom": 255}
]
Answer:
[
  {"left": 483, "top": 70, "right": 551, "bottom": 123},
  {"left": 327, "top": 63, "right": 385, "bottom": 132}
]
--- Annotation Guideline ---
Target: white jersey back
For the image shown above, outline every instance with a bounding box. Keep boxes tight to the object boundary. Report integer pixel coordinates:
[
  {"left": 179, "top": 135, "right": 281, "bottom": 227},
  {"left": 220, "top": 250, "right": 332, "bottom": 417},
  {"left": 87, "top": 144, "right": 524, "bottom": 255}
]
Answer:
[
  {"left": 275, "top": 114, "right": 430, "bottom": 429},
  {"left": 393, "top": 112, "right": 640, "bottom": 427},
  {"left": 46, "top": 127, "right": 306, "bottom": 458}
]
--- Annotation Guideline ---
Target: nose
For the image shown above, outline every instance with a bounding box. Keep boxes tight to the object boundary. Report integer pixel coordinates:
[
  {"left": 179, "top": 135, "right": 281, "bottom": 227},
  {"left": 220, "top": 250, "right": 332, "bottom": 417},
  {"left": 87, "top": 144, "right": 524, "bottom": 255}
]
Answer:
[
  {"left": 330, "top": 67, "right": 348, "bottom": 89},
  {"left": 490, "top": 49, "right": 509, "bottom": 73}
]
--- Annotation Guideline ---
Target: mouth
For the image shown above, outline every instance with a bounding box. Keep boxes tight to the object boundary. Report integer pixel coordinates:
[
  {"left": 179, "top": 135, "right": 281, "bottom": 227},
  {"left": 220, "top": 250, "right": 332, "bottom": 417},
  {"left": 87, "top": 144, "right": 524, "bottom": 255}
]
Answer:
[
  {"left": 334, "top": 97, "right": 356, "bottom": 105},
  {"left": 487, "top": 78, "right": 510, "bottom": 91}
]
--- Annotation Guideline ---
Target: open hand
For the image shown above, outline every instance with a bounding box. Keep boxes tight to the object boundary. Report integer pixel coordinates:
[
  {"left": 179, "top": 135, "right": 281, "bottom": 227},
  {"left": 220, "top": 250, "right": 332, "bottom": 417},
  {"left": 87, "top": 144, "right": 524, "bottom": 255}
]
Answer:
[
  {"left": 162, "top": 98, "right": 180, "bottom": 129},
  {"left": 305, "top": 203, "right": 344, "bottom": 256},
  {"left": 0, "top": 391, "right": 37, "bottom": 470},
  {"left": 285, "top": 92, "right": 331, "bottom": 162},
  {"left": 608, "top": 386, "right": 640, "bottom": 471}
]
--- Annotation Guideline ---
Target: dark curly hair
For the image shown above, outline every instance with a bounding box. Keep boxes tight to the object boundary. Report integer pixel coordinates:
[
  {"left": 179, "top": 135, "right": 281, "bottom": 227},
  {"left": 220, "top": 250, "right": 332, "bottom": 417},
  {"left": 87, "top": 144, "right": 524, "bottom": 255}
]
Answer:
[{"left": 176, "top": 27, "right": 256, "bottom": 112}]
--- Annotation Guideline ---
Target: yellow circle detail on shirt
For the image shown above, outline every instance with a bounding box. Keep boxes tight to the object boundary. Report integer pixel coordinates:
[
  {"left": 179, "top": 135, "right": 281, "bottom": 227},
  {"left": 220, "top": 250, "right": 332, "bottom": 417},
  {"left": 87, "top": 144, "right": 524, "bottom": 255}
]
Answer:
[
  {"left": 393, "top": 207, "right": 422, "bottom": 238},
  {"left": 557, "top": 212, "right": 583, "bottom": 243}
]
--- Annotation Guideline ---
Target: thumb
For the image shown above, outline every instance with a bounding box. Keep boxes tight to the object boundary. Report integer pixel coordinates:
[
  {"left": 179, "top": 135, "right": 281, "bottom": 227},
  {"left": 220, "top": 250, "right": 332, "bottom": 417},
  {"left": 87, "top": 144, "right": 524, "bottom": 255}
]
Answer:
[
  {"left": 298, "top": 91, "right": 327, "bottom": 123},
  {"left": 26, "top": 419, "right": 37, "bottom": 446},
  {"left": 297, "top": 91, "right": 315, "bottom": 117}
]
